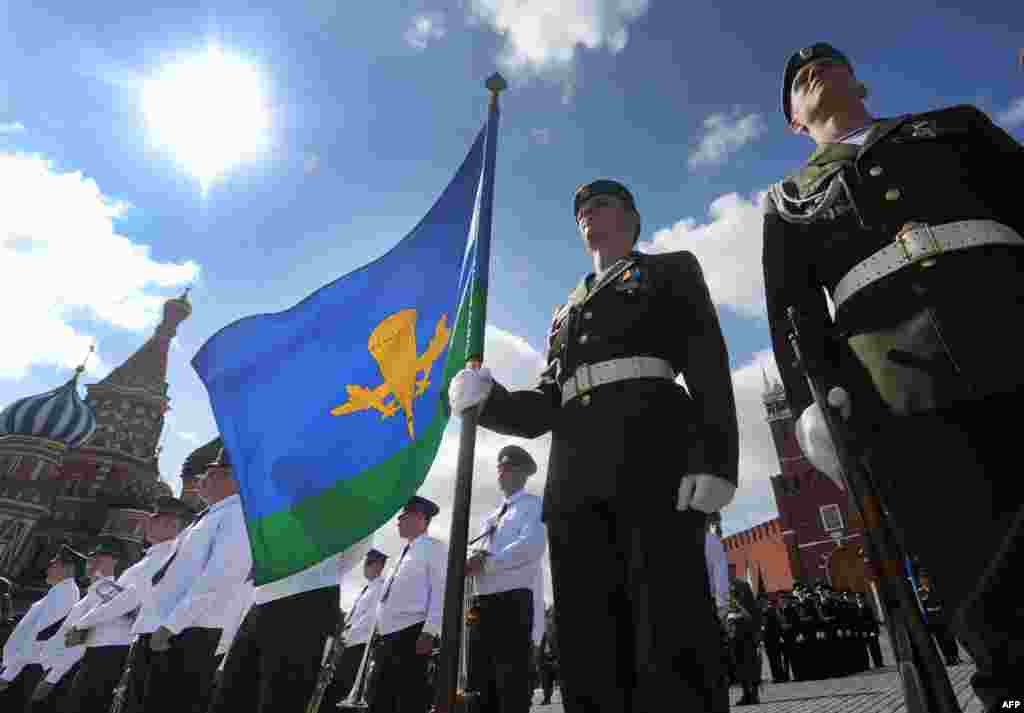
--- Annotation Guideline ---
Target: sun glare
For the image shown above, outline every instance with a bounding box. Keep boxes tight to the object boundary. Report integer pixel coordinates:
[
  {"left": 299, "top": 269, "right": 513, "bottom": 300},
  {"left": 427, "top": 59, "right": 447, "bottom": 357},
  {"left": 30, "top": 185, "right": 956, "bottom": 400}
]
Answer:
[{"left": 142, "top": 46, "right": 271, "bottom": 191}]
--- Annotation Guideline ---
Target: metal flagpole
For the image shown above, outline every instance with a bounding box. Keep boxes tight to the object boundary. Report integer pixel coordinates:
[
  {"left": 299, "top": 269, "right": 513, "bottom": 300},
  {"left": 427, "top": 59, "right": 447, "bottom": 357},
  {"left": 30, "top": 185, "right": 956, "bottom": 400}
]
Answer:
[{"left": 432, "top": 72, "right": 506, "bottom": 713}]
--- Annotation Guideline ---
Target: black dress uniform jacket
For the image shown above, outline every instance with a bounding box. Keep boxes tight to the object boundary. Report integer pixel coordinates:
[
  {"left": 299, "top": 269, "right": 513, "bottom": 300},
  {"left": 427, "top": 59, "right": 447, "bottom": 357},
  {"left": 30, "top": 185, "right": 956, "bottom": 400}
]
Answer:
[
  {"left": 764, "top": 105, "right": 1024, "bottom": 422},
  {"left": 478, "top": 249, "right": 739, "bottom": 520}
]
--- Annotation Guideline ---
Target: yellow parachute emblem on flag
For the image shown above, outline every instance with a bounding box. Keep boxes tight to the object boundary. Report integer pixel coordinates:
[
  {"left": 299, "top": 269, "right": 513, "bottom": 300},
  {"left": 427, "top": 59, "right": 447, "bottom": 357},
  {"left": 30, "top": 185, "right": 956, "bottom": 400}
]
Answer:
[{"left": 330, "top": 309, "right": 450, "bottom": 440}]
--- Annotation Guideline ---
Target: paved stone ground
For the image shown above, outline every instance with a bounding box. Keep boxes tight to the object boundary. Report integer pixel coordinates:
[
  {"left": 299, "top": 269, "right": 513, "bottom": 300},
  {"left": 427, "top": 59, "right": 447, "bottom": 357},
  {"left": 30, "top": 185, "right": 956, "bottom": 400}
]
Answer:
[{"left": 529, "top": 630, "right": 990, "bottom": 712}]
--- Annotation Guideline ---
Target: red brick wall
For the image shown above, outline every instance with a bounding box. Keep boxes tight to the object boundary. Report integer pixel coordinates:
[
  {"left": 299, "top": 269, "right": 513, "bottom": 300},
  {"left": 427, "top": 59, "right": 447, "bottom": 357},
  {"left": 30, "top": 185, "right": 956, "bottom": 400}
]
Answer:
[{"left": 722, "top": 517, "right": 796, "bottom": 593}]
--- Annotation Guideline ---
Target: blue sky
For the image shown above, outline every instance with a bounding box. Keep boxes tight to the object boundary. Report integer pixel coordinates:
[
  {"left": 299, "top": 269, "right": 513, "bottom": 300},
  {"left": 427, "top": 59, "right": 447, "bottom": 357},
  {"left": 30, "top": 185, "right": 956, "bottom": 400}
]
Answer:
[{"left": 2, "top": 0, "right": 1022, "bottom": 602}]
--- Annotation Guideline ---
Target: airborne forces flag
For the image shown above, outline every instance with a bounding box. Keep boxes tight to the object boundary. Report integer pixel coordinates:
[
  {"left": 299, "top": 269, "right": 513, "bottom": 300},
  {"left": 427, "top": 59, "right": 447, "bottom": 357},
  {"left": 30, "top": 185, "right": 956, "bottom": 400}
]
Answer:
[{"left": 192, "top": 100, "right": 498, "bottom": 585}]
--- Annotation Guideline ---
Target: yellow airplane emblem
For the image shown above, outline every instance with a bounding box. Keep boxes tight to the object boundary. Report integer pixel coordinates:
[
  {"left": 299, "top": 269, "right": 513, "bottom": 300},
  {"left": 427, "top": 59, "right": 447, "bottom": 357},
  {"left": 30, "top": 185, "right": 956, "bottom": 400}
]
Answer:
[{"left": 330, "top": 309, "right": 451, "bottom": 440}]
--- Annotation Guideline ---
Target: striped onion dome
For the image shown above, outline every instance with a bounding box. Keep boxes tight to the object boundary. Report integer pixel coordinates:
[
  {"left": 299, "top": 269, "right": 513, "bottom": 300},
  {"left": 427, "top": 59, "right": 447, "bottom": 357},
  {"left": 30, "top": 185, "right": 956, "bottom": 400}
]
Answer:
[{"left": 0, "top": 366, "right": 97, "bottom": 449}]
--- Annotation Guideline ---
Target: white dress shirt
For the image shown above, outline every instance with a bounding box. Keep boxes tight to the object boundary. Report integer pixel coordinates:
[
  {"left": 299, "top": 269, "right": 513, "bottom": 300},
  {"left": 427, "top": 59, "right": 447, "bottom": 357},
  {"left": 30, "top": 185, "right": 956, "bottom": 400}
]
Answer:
[
  {"left": 39, "top": 580, "right": 108, "bottom": 684},
  {"left": 134, "top": 494, "right": 252, "bottom": 635},
  {"left": 75, "top": 540, "right": 177, "bottom": 648},
  {"left": 705, "top": 531, "right": 729, "bottom": 611},
  {"left": 475, "top": 491, "right": 546, "bottom": 597},
  {"left": 1, "top": 578, "right": 79, "bottom": 681},
  {"left": 375, "top": 534, "right": 448, "bottom": 638},
  {"left": 344, "top": 576, "right": 385, "bottom": 646}
]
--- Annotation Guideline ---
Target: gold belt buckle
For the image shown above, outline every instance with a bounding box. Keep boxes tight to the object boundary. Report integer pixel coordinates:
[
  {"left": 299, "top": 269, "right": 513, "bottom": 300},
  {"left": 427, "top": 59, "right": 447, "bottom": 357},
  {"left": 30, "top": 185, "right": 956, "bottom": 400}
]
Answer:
[{"left": 896, "top": 222, "right": 940, "bottom": 268}]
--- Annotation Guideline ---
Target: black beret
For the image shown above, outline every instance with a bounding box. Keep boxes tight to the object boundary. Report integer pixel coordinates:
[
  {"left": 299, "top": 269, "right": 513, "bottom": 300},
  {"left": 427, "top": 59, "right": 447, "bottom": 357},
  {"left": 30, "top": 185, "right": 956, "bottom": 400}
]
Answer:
[
  {"left": 497, "top": 445, "right": 537, "bottom": 476},
  {"left": 209, "top": 445, "right": 231, "bottom": 469},
  {"left": 50, "top": 543, "right": 87, "bottom": 566},
  {"left": 181, "top": 437, "right": 223, "bottom": 479},
  {"left": 366, "top": 549, "right": 388, "bottom": 563},
  {"left": 150, "top": 496, "right": 193, "bottom": 520},
  {"left": 573, "top": 179, "right": 638, "bottom": 219},
  {"left": 402, "top": 495, "right": 440, "bottom": 519},
  {"left": 782, "top": 43, "right": 853, "bottom": 123}
]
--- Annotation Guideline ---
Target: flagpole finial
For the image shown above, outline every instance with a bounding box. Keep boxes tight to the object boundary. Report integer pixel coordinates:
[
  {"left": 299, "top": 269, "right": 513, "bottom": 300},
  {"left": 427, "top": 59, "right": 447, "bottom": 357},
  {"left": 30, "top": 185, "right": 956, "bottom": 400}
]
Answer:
[{"left": 486, "top": 73, "right": 507, "bottom": 110}]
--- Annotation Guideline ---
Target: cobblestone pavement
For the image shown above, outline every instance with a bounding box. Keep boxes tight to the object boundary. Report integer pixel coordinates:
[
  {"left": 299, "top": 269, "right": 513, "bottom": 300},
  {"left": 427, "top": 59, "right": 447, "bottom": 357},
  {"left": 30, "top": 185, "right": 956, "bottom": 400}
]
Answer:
[
  {"left": 530, "top": 663, "right": 984, "bottom": 712},
  {"left": 529, "top": 631, "right": 989, "bottom": 712}
]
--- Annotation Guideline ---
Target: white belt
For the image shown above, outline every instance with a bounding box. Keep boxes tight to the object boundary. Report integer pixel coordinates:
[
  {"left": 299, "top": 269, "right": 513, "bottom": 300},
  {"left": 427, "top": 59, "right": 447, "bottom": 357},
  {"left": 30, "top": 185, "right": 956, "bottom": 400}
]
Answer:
[
  {"left": 561, "top": 357, "right": 675, "bottom": 406},
  {"left": 832, "top": 220, "right": 1024, "bottom": 311}
]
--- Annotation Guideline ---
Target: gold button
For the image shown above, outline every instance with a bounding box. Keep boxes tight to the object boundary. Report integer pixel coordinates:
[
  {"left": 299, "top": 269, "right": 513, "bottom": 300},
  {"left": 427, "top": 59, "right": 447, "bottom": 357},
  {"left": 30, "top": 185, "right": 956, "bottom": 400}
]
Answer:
[
  {"left": 583, "top": 311, "right": 593, "bottom": 320},
  {"left": 580, "top": 394, "right": 591, "bottom": 406},
  {"left": 868, "top": 166, "right": 883, "bottom": 177},
  {"left": 578, "top": 334, "right": 588, "bottom": 344},
  {"left": 884, "top": 188, "right": 901, "bottom": 201}
]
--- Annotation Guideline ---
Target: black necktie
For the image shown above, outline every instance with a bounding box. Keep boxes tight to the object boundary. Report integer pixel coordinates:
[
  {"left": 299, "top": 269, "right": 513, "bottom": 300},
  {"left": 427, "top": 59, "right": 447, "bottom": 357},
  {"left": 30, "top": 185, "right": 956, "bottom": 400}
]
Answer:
[
  {"left": 488, "top": 503, "right": 510, "bottom": 547},
  {"left": 151, "top": 551, "right": 177, "bottom": 586},
  {"left": 380, "top": 544, "right": 410, "bottom": 604},
  {"left": 152, "top": 506, "right": 209, "bottom": 586}
]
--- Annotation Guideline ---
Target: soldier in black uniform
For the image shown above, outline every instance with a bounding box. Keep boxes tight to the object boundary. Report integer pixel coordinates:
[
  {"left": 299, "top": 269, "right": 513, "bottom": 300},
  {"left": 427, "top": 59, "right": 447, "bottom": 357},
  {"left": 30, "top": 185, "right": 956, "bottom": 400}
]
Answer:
[
  {"left": 763, "top": 42, "right": 1024, "bottom": 711},
  {"left": 791, "top": 584, "right": 822, "bottom": 681},
  {"left": 536, "top": 606, "right": 558, "bottom": 706},
  {"left": 449, "top": 179, "right": 739, "bottom": 712},
  {"left": 760, "top": 597, "right": 788, "bottom": 683},
  {"left": 777, "top": 593, "right": 798, "bottom": 682},
  {"left": 854, "top": 592, "right": 885, "bottom": 669},
  {"left": 919, "top": 585, "right": 962, "bottom": 666}
]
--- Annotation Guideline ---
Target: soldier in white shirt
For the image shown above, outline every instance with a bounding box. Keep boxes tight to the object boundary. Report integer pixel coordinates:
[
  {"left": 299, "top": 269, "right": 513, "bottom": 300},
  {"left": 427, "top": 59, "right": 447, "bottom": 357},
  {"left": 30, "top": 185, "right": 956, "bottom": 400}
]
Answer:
[
  {"left": 323, "top": 548, "right": 389, "bottom": 709},
  {"left": 135, "top": 445, "right": 252, "bottom": 713},
  {"left": 0, "top": 545, "right": 82, "bottom": 710},
  {"left": 209, "top": 533, "right": 370, "bottom": 713},
  {"left": 703, "top": 511, "right": 730, "bottom": 712},
  {"left": 465, "top": 445, "right": 546, "bottom": 713},
  {"left": 65, "top": 497, "right": 191, "bottom": 713},
  {"left": 29, "top": 541, "right": 123, "bottom": 713},
  {"left": 705, "top": 512, "right": 729, "bottom": 619},
  {"left": 371, "top": 496, "right": 447, "bottom": 713}
]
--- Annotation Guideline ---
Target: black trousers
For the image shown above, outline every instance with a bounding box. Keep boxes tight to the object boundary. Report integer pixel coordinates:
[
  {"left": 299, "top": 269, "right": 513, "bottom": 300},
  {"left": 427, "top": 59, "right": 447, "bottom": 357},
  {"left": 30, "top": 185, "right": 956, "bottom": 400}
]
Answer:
[
  {"left": 210, "top": 585, "right": 339, "bottom": 713},
  {"left": 28, "top": 661, "right": 81, "bottom": 713},
  {"left": 538, "top": 661, "right": 557, "bottom": 703},
  {"left": 141, "top": 627, "right": 221, "bottom": 713},
  {"left": 547, "top": 503, "right": 725, "bottom": 713},
  {"left": 764, "top": 642, "right": 787, "bottom": 682},
  {"left": 867, "top": 389, "right": 1024, "bottom": 708},
  {"left": 0, "top": 664, "right": 45, "bottom": 713},
  {"left": 866, "top": 634, "right": 885, "bottom": 668},
  {"left": 368, "top": 621, "right": 429, "bottom": 713},
  {"left": 323, "top": 642, "right": 368, "bottom": 708},
  {"left": 469, "top": 588, "right": 533, "bottom": 713},
  {"left": 62, "top": 645, "right": 129, "bottom": 713}
]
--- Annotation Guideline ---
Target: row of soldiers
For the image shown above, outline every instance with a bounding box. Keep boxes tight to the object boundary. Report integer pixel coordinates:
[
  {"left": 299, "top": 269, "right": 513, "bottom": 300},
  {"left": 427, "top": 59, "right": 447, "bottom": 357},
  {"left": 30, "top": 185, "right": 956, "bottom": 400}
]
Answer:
[
  {"left": 760, "top": 584, "right": 885, "bottom": 683},
  {"left": 0, "top": 440, "right": 553, "bottom": 713}
]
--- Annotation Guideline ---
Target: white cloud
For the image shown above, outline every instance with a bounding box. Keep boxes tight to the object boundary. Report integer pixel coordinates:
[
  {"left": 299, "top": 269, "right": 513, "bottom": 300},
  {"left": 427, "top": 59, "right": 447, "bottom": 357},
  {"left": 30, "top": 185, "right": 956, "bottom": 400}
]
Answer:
[
  {"left": 405, "top": 12, "right": 447, "bottom": 50},
  {"left": 641, "top": 189, "right": 768, "bottom": 318},
  {"left": 465, "top": 0, "right": 650, "bottom": 91},
  {"left": 996, "top": 97, "right": 1024, "bottom": 128},
  {"left": 688, "top": 111, "right": 767, "bottom": 169},
  {"left": 529, "top": 128, "right": 552, "bottom": 145},
  {"left": 178, "top": 431, "right": 201, "bottom": 445},
  {"left": 0, "top": 122, "right": 25, "bottom": 134},
  {"left": 0, "top": 153, "right": 200, "bottom": 380}
]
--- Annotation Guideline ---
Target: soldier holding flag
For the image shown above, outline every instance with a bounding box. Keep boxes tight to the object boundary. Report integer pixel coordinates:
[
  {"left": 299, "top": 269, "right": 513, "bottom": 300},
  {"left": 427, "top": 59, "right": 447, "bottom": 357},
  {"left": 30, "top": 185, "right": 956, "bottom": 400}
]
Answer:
[{"left": 450, "top": 178, "right": 738, "bottom": 712}]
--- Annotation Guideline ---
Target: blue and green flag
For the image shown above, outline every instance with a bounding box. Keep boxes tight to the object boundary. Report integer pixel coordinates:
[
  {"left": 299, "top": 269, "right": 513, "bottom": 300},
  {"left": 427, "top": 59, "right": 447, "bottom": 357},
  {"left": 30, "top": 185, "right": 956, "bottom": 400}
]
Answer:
[{"left": 192, "top": 105, "right": 498, "bottom": 585}]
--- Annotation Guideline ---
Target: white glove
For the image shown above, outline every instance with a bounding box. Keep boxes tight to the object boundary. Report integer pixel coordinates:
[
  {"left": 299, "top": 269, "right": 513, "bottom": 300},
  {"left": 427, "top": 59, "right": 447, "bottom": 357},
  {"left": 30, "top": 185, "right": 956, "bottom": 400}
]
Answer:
[
  {"left": 448, "top": 366, "right": 494, "bottom": 415},
  {"left": 794, "top": 387, "right": 851, "bottom": 491},
  {"left": 676, "top": 474, "right": 735, "bottom": 513}
]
